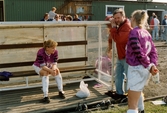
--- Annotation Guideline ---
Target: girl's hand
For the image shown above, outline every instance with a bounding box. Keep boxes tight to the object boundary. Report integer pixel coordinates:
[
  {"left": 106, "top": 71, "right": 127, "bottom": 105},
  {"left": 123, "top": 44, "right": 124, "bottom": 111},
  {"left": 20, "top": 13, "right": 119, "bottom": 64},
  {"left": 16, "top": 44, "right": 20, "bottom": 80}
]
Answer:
[
  {"left": 150, "top": 66, "right": 159, "bottom": 76},
  {"left": 51, "top": 69, "right": 57, "bottom": 76},
  {"left": 51, "top": 68, "right": 59, "bottom": 76}
]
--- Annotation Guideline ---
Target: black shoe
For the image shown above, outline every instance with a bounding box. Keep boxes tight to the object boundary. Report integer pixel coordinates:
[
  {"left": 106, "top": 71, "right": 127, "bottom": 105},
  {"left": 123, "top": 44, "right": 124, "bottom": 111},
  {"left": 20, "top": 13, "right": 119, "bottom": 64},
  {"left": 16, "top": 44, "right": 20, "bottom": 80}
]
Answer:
[
  {"left": 59, "top": 91, "right": 66, "bottom": 99},
  {"left": 120, "top": 97, "right": 128, "bottom": 103},
  {"left": 40, "top": 97, "right": 50, "bottom": 103},
  {"left": 105, "top": 90, "right": 116, "bottom": 97},
  {"left": 109, "top": 93, "right": 125, "bottom": 100}
]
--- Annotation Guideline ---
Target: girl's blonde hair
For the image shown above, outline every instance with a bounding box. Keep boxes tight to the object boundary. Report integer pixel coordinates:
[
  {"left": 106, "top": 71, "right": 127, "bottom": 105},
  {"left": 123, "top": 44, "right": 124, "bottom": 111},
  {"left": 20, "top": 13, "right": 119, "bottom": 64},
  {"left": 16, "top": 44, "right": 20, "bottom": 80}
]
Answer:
[
  {"left": 43, "top": 39, "right": 58, "bottom": 49},
  {"left": 131, "top": 10, "right": 148, "bottom": 29}
]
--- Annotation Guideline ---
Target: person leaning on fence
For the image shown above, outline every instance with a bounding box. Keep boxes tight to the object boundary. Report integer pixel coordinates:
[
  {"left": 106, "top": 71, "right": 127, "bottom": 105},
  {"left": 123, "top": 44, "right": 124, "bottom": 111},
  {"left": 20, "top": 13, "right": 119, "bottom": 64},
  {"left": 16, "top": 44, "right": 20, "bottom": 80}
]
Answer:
[
  {"left": 162, "top": 14, "right": 167, "bottom": 42},
  {"left": 126, "top": 10, "right": 158, "bottom": 113},
  {"left": 40, "top": 13, "right": 52, "bottom": 21},
  {"left": 66, "top": 15, "right": 73, "bottom": 21},
  {"left": 53, "top": 14, "right": 62, "bottom": 21},
  {"left": 32, "top": 39, "right": 65, "bottom": 104},
  {"left": 107, "top": 8, "right": 132, "bottom": 99},
  {"left": 73, "top": 14, "right": 81, "bottom": 21},
  {"left": 48, "top": 7, "right": 57, "bottom": 20}
]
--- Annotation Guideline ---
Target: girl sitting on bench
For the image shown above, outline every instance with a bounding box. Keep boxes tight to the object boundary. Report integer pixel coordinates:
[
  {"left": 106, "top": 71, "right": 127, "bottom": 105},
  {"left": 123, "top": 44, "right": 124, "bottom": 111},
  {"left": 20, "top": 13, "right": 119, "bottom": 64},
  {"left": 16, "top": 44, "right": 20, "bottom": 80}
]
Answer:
[{"left": 32, "top": 39, "right": 65, "bottom": 103}]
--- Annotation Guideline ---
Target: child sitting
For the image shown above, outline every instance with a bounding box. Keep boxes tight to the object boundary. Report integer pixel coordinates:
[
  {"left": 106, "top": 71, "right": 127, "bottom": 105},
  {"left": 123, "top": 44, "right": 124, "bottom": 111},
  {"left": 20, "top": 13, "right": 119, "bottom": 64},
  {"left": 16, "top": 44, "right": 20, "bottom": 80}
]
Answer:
[
  {"left": 95, "top": 48, "right": 112, "bottom": 84},
  {"left": 32, "top": 39, "right": 65, "bottom": 103}
]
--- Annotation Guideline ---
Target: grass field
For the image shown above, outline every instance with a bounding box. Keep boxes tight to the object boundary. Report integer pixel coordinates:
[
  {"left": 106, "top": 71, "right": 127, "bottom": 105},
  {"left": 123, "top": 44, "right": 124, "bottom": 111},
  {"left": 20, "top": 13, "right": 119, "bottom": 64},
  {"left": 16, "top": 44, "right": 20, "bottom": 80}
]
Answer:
[{"left": 92, "top": 101, "right": 167, "bottom": 113}]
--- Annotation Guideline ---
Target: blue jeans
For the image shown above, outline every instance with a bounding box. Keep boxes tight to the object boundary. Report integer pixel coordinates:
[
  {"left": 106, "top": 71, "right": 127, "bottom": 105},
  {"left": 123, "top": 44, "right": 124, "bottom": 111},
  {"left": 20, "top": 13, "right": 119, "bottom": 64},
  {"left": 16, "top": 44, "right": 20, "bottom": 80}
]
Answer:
[
  {"left": 152, "top": 26, "right": 159, "bottom": 40},
  {"left": 115, "top": 59, "right": 128, "bottom": 95}
]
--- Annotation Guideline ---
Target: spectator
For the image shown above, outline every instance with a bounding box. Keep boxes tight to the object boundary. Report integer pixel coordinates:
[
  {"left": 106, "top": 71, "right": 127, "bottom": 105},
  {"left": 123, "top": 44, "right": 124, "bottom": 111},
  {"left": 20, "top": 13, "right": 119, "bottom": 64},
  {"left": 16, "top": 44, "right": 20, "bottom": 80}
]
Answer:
[
  {"left": 149, "top": 12, "right": 156, "bottom": 30},
  {"left": 53, "top": 14, "right": 61, "bottom": 21},
  {"left": 32, "top": 40, "right": 65, "bottom": 104},
  {"left": 107, "top": 8, "right": 132, "bottom": 99},
  {"left": 126, "top": 10, "right": 158, "bottom": 113},
  {"left": 152, "top": 15, "right": 160, "bottom": 41},
  {"left": 162, "top": 14, "right": 167, "bottom": 42},
  {"left": 66, "top": 15, "right": 73, "bottom": 21},
  {"left": 61, "top": 15, "right": 66, "bottom": 21},
  {"left": 73, "top": 14, "right": 81, "bottom": 21},
  {"left": 40, "top": 13, "right": 52, "bottom": 21},
  {"left": 48, "top": 7, "right": 57, "bottom": 20}
]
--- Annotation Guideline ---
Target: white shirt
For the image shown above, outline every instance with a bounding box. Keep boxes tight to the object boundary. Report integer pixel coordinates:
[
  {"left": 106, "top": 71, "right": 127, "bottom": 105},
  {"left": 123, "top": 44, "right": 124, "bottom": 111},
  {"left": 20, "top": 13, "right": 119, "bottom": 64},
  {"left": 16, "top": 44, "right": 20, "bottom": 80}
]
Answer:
[
  {"left": 48, "top": 11, "right": 56, "bottom": 19},
  {"left": 154, "top": 18, "right": 160, "bottom": 26}
]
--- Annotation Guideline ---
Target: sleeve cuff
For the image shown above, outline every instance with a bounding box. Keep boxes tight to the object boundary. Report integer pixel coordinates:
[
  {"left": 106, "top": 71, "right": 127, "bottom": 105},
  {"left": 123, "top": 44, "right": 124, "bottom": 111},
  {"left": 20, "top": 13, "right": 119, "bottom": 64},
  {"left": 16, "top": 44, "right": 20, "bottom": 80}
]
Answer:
[
  {"left": 40, "top": 63, "right": 46, "bottom": 67},
  {"left": 52, "top": 62, "right": 57, "bottom": 65},
  {"left": 146, "top": 63, "right": 155, "bottom": 71}
]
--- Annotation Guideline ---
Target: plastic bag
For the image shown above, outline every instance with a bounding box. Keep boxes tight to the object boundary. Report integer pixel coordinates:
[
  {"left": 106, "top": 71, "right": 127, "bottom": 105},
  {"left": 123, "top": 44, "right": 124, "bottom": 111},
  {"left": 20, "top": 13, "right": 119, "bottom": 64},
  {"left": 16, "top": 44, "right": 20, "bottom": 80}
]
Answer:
[{"left": 76, "top": 81, "right": 90, "bottom": 98}]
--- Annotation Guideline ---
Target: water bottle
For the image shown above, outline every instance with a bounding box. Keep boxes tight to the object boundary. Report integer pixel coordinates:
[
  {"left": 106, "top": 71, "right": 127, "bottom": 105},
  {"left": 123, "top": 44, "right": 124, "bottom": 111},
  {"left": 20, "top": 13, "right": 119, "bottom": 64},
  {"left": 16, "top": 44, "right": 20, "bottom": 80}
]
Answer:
[{"left": 152, "top": 72, "right": 160, "bottom": 84}]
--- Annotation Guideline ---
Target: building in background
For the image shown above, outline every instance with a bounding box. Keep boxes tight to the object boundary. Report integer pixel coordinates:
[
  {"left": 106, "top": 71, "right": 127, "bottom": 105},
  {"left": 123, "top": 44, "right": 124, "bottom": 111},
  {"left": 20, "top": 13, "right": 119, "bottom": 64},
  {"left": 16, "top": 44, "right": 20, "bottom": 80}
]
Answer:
[
  {"left": 0, "top": 0, "right": 65, "bottom": 21},
  {"left": 0, "top": 0, "right": 167, "bottom": 21}
]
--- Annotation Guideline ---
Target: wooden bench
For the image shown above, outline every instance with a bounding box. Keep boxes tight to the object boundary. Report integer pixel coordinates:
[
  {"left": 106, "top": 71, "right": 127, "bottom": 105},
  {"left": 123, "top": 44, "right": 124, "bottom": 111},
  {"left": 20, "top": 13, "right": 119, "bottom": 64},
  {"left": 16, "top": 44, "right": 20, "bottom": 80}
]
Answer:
[
  {"left": 0, "top": 41, "right": 96, "bottom": 91},
  {"left": 0, "top": 21, "right": 111, "bottom": 91}
]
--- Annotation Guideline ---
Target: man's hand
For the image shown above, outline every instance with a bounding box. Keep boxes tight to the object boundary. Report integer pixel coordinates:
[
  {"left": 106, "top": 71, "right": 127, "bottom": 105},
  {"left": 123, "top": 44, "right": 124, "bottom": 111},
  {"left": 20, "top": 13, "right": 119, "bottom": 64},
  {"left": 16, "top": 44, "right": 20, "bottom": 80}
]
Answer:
[{"left": 109, "top": 18, "right": 116, "bottom": 28}]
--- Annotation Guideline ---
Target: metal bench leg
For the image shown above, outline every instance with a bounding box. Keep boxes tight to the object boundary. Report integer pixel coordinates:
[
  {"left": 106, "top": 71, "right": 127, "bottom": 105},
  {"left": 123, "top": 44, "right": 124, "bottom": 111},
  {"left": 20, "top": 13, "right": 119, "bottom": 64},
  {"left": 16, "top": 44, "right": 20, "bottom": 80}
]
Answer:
[{"left": 25, "top": 77, "right": 29, "bottom": 87}]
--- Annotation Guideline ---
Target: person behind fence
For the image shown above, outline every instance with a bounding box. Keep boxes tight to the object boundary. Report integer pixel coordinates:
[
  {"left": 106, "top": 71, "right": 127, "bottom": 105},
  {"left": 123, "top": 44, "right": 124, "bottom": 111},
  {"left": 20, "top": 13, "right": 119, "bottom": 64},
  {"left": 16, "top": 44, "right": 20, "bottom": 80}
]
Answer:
[
  {"left": 48, "top": 7, "right": 57, "bottom": 20},
  {"left": 66, "top": 15, "right": 73, "bottom": 21},
  {"left": 151, "top": 15, "right": 160, "bottom": 41},
  {"left": 73, "top": 14, "right": 81, "bottom": 21},
  {"left": 126, "top": 10, "right": 158, "bottom": 113},
  {"left": 162, "top": 14, "right": 167, "bottom": 42},
  {"left": 107, "top": 8, "right": 132, "bottom": 99},
  {"left": 32, "top": 39, "right": 65, "bottom": 103},
  {"left": 95, "top": 48, "right": 112, "bottom": 84},
  {"left": 40, "top": 13, "right": 52, "bottom": 21}
]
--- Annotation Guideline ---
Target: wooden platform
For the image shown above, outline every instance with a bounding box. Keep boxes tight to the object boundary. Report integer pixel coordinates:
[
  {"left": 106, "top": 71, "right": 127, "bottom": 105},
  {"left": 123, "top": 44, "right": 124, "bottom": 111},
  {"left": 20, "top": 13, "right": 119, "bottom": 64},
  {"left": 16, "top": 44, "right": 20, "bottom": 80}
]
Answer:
[{"left": 0, "top": 80, "right": 110, "bottom": 113}]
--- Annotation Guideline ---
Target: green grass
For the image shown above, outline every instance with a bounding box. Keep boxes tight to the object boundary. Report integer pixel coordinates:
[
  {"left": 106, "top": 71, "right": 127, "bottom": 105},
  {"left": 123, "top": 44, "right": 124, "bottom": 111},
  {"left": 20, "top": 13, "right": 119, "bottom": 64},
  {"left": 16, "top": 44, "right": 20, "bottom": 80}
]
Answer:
[{"left": 92, "top": 101, "right": 167, "bottom": 113}]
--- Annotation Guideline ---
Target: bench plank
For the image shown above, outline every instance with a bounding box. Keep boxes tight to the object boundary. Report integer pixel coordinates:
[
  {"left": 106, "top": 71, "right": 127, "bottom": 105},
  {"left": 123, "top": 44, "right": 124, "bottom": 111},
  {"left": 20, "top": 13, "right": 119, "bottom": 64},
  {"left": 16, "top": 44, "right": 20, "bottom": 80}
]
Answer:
[
  {"left": 0, "top": 57, "right": 88, "bottom": 68},
  {"left": 0, "top": 41, "right": 87, "bottom": 49},
  {"left": 10, "top": 65, "right": 95, "bottom": 77}
]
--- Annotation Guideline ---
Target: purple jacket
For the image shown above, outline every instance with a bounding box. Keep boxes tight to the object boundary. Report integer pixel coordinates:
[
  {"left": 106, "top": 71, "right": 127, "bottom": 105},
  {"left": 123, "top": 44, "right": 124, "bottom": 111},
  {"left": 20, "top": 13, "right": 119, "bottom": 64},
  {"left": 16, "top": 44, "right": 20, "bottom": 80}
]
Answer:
[
  {"left": 33, "top": 48, "right": 58, "bottom": 68},
  {"left": 126, "top": 27, "right": 158, "bottom": 68},
  {"left": 95, "top": 56, "right": 112, "bottom": 75}
]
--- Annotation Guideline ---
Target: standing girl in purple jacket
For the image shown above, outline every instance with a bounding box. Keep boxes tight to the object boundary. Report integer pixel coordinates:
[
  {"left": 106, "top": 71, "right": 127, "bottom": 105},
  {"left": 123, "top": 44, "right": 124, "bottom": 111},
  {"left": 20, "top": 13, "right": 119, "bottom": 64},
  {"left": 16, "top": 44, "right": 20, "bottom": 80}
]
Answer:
[
  {"left": 126, "top": 10, "right": 158, "bottom": 113},
  {"left": 33, "top": 39, "right": 65, "bottom": 103}
]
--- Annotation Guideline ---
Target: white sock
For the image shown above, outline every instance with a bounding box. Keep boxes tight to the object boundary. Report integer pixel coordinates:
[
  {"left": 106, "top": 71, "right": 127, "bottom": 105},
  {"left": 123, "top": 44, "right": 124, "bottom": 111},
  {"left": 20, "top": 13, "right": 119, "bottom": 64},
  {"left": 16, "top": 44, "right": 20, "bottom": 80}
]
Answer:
[
  {"left": 127, "top": 109, "right": 138, "bottom": 113},
  {"left": 55, "top": 73, "right": 63, "bottom": 92},
  {"left": 138, "top": 94, "right": 144, "bottom": 111},
  {"left": 42, "top": 76, "right": 49, "bottom": 97}
]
